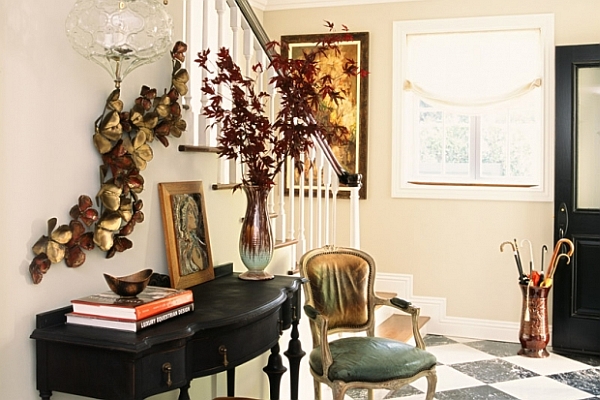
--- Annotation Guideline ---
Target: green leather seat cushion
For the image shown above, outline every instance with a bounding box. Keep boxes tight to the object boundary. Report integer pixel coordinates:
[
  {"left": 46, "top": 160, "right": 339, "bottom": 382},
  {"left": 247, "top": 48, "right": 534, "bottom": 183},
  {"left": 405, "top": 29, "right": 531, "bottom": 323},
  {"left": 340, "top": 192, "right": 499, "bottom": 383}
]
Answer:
[{"left": 309, "top": 336, "right": 437, "bottom": 383}]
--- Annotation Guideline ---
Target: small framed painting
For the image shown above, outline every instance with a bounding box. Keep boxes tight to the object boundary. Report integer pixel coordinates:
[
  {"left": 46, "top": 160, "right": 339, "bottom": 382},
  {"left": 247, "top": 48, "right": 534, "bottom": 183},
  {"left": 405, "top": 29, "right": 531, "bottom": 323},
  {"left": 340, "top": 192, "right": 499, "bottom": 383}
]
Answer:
[
  {"left": 281, "top": 31, "right": 369, "bottom": 199},
  {"left": 158, "top": 181, "right": 214, "bottom": 289}
]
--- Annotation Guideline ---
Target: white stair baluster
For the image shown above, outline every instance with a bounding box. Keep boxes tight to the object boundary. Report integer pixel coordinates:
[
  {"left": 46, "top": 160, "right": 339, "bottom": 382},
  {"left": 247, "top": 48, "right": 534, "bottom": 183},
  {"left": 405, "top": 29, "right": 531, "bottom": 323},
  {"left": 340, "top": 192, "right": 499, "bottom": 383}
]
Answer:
[
  {"left": 197, "top": 0, "right": 212, "bottom": 147},
  {"left": 316, "top": 148, "right": 324, "bottom": 247},
  {"left": 241, "top": 19, "right": 253, "bottom": 76},
  {"left": 350, "top": 186, "right": 361, "bottom": 249},
  {"left": 307, "top": 147, "right": 315, "bottom": 250},
  {"left": 297, "top": 152, "right": 306, "bottom": 263},
  {"left": 324, "top": 161, "right": 332, "bottom": 245},
  {"left": 181, "top": 0, "right": 196, "bottom": 144}
]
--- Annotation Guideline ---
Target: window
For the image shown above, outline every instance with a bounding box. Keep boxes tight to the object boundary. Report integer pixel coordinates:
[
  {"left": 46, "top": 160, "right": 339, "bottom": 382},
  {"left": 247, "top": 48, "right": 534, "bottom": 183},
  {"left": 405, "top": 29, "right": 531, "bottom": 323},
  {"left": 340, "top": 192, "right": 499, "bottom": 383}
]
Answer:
[{"left": 391, "top": 14, "right": 554, "bottom": 201}]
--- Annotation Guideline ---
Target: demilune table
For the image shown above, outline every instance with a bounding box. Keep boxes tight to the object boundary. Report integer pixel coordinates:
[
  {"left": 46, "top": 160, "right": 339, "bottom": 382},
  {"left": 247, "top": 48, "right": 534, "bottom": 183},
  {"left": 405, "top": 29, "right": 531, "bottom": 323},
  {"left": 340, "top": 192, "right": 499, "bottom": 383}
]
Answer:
[{"left": 30, "top": 272, "right": 305, "bottom": 400}]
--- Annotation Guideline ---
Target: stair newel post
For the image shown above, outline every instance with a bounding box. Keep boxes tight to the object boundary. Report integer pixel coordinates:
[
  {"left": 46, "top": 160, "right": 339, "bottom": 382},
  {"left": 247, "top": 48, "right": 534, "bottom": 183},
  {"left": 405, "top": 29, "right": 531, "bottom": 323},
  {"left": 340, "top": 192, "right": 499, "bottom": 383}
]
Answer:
[
  {"left": 331, "top": 173, "right": 339, "bottom": 246},
  {"left": 349, "top": 186, "right": 361, "bottom": 249}
]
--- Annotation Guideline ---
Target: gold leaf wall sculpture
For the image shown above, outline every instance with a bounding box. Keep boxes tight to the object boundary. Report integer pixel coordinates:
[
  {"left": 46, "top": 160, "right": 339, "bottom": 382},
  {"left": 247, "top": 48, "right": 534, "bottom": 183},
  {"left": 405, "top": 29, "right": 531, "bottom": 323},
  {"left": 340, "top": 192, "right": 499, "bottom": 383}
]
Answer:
[{"left": 28, "top": 42, "right": 189, "bottom": 284}]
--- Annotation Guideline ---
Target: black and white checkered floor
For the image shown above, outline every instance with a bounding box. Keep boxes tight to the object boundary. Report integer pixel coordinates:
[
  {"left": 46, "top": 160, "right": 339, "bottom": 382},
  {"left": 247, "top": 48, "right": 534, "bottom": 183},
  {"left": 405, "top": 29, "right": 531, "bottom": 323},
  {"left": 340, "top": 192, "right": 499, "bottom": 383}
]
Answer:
[{"left": 339, "top": 335, "right": 600, "bottom": 400}]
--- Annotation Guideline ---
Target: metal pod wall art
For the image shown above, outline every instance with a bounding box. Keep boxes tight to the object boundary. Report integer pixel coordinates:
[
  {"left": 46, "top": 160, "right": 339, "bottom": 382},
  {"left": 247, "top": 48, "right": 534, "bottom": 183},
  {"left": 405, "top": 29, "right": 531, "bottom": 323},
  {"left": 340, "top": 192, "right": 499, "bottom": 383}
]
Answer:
[{"left": 28, "top": 42, "right": 189, "bottom": 284}]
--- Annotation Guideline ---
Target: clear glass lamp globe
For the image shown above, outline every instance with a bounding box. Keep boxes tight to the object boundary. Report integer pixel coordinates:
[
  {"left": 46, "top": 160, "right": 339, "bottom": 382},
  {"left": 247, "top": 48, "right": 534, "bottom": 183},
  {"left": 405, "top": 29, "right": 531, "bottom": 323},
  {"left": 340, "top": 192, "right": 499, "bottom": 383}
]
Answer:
[{"left": 65, "top": 0, "right": 173, "bottom": 87}]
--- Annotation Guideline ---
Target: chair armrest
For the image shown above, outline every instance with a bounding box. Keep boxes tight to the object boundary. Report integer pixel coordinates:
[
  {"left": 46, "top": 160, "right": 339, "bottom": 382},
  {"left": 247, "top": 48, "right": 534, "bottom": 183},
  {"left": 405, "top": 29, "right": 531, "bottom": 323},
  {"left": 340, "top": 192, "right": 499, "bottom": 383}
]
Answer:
[
  {"left": 304, "top": 304, "right": 320, "bottom": 320},
  {"left": 374, "top": 296, "right": 427, "bottom": 350},
  {"left": 374, "top": 296, "right": 415, "bottom": 314},
  {"left": 391, "top": 297, "right": 412, "bottom": 309},
  {"left": 303, "top": 305, "right": 334, "bottom": 377}
]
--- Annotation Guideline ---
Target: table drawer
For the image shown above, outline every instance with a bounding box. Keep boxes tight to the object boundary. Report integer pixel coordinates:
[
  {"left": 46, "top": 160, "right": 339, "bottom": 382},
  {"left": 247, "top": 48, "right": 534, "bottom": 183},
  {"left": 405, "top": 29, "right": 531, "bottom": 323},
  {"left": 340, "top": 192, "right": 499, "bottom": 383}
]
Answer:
[
  {"left": 139, "top": 345, "right": 187, "bottom": 398},
  {"left": 189, "top": 310, "right": 280, "bottom": 375}
]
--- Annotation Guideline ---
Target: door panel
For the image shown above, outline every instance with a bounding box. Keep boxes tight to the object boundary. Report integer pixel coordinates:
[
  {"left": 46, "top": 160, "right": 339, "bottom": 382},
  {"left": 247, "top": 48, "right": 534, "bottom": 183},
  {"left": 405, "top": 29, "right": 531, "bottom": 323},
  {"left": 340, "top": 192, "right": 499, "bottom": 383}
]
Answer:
[
  {"left": 573, "top": 236, "right": 600, "bottom": 316},
  {"left": 553, "top": 44, "right": 600, "bottom": 356}
]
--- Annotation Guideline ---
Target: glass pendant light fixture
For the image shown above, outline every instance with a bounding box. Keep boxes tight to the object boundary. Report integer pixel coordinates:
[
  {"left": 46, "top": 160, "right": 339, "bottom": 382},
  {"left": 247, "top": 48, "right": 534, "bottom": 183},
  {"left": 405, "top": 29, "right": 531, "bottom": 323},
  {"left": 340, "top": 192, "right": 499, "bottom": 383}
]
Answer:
[{"left": 65, "top": 0, "right": 173, "bottom": 88}]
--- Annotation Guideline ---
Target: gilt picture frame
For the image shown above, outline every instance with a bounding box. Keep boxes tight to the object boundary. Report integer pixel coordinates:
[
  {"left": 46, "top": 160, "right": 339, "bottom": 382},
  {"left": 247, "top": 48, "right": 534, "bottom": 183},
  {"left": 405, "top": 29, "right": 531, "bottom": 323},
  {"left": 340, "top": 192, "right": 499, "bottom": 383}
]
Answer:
[
  {"left": 158, "top": 181, "right": 214, "bottom": 289},
  {"left": 281, "top": 31, "right": 369, "bottom": 199}
]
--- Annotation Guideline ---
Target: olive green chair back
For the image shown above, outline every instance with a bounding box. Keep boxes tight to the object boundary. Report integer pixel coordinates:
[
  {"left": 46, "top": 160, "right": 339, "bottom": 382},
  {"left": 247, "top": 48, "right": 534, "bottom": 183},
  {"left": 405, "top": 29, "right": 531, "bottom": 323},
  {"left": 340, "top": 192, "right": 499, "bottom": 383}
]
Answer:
[{"left": 299, "top": 245, "right": 437, "bottom": 400}]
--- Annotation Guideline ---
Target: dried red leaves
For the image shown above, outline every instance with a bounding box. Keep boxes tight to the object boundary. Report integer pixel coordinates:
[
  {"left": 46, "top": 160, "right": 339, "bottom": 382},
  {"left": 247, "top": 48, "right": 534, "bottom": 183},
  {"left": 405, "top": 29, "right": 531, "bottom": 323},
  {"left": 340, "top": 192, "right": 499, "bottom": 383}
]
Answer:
[{"left": 196, "top": 23, "right": 365, "bottom": 188}]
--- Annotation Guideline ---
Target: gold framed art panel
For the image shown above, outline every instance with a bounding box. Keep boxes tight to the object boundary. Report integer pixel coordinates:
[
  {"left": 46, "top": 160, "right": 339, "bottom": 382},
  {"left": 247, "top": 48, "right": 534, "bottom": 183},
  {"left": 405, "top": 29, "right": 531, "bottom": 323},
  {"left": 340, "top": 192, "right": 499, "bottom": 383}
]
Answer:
[
  {"left": 281, "top": 31, "right": 369, "bottom": 199},
  {"left": 158, "top": 181, "right": 215, "bottom": 289}
]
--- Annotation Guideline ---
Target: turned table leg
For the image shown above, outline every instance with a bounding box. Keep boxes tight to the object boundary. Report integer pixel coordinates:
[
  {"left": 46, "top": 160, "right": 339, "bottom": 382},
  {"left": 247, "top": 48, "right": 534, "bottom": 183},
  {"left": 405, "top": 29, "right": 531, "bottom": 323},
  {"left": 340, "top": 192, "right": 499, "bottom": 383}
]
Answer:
[
  {"left": 284, "top": 317, "right": 305, "bottom": 400},
  {"left": 263, "top": 343, "right": 287, "bottom": 400},
  {"left": 178, "top": 383, "right": 191, "bottom": 400},
  {"left": 39, "top": 390, "right": 52, "bottom": 400},
  {"left": 227, "top": 368, "right": 236, "bottom": 396}
]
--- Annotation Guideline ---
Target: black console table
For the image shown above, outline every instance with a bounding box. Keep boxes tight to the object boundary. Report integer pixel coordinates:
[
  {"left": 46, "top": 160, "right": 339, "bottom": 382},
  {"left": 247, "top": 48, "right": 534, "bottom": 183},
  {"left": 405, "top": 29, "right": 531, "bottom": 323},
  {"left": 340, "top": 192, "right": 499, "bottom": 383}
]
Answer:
[{"left": 30, "top": 273, "right": 305, "bottom": 400}]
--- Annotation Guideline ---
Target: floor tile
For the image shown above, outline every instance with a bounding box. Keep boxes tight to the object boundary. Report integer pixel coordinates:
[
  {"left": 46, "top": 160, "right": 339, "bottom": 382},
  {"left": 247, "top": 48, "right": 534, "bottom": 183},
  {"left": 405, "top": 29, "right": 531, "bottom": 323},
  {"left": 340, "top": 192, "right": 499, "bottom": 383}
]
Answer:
[
  {"left": 324, "top": 334, "right": 600, "bottom": 400},
  {"left": 445, "top": 336, "right": 481, "bottom": 344},
  {"left": 384, "top": 385, "right": 423, "bottom": 398},
  {"left": 451, "top": 358, "right": 538, "bottom": 384},
  {"left": 491, "top": 376, "right": 593, "bottom": 400},
  {"left": 434, "top": 384, "right": 519, "bottom": 399},
  {"left": 466, "top": 340, "right": 523, "bottom": 357},
  {"left": 425, "top": 343, "right": 497, "bottom": 365},
  {"left": 424, "top": 334, "right": 458, "bottom": 347},
  {"left": 410, "top": 365, "right": 482, "bottom": 393},
  {"left": 504, "top": 351, "right": 592, "bottom": 375},
  {"left": 385, "top": 395, "right": 431, "bottom": 400},
  {"left": 548, "top": 368, "right": 600, "bottom": 396}
]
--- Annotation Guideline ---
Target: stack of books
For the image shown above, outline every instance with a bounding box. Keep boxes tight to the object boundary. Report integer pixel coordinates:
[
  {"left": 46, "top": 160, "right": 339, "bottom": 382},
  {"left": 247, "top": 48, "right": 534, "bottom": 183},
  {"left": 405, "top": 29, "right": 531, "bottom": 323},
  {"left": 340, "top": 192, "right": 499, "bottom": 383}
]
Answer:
[{"left": 66, "top": 286, "right": 194, "bottom": 332}]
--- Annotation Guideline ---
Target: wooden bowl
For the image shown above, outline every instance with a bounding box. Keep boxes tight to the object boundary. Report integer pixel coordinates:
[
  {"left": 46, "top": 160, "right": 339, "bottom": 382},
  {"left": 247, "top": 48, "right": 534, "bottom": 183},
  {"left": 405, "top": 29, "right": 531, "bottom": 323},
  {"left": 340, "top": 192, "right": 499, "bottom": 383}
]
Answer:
[{"left": 103, "top": 269, "right": 153, "bottom": 297}]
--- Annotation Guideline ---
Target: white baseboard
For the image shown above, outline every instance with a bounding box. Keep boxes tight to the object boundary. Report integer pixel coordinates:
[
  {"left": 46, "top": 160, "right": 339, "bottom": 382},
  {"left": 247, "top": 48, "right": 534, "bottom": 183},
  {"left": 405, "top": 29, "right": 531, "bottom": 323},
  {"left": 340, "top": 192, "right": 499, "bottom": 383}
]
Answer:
[{"left": 376, "top": 272, "right": 526, "bottom": 343}]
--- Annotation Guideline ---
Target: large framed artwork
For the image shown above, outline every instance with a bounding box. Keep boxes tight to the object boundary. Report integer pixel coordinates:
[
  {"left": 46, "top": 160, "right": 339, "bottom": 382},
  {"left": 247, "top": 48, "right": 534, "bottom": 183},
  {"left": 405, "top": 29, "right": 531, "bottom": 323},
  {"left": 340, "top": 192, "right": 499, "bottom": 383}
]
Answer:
[
  {"left": 158, "top": 181, "right": 214, "bottom": 289},
  {"left": 281, "top": 31, "right": 369, "bottom": 199}
]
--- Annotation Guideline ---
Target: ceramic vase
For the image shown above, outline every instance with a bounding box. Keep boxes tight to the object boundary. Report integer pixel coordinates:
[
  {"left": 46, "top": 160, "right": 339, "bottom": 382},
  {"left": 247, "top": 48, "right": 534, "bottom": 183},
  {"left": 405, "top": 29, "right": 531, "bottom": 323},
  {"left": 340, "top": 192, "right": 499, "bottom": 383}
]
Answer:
[
  {"left": 518, "top": 284, "right": 550, "bottom": 358},
  {"left": 238, "top": 185, "right": 274, "bottom": 280}
]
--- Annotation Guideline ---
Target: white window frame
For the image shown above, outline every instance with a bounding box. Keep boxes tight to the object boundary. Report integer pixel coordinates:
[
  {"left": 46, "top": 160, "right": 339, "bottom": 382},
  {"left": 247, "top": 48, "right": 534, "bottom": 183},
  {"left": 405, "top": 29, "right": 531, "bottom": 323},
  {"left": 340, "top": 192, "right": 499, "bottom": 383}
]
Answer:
[{"left": 391, "top": 14, "right": 555, "bottom": 202}]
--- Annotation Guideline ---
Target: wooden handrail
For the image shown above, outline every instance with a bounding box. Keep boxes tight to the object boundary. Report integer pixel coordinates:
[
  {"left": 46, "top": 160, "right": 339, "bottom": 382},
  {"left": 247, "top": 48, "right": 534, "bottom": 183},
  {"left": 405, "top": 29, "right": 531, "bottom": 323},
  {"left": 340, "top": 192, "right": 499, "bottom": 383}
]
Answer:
[{"left": 232, "top": 0, "right": 362, "bottom": 189}]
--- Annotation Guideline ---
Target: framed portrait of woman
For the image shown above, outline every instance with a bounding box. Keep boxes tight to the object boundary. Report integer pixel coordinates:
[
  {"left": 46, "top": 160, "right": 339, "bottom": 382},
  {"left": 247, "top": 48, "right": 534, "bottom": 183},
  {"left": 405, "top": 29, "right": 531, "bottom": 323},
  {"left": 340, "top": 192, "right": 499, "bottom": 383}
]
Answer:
[{"left": 158, "top": 181, "right": 214, "bottom": 289}]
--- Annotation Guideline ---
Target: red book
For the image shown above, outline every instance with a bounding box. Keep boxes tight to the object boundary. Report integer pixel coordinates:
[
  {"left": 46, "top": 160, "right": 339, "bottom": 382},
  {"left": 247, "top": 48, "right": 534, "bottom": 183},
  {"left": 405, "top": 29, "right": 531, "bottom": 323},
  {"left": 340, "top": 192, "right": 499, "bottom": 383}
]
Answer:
[
  {"left": 66, "top": 302, "right": 195, "bottom": 332},
  {"left": 71, "top": 286, "right": 194, "bottom": 320}
]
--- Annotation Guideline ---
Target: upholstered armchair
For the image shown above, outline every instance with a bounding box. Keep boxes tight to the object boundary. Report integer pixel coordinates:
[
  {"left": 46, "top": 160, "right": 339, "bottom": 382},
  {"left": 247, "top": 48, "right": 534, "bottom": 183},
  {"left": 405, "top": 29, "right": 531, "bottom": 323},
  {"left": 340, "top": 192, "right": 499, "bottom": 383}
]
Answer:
[{"left": 299, "top": 245, "right": 437, "bottom": 400}]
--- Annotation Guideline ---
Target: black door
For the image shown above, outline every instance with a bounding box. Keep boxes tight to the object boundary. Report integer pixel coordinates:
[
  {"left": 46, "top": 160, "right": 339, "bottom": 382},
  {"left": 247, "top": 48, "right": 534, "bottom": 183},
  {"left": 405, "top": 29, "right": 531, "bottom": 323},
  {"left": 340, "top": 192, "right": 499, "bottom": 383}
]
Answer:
[{"left": 553, "top": 44, "right": 600, "bottom": 356}]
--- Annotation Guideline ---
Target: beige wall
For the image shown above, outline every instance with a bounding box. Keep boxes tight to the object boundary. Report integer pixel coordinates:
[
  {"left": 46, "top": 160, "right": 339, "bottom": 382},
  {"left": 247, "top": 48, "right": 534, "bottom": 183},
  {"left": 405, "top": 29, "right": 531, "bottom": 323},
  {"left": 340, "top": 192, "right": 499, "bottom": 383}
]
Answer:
[{"left": 264, "top": 0, "right": 600, "bottom": 323}]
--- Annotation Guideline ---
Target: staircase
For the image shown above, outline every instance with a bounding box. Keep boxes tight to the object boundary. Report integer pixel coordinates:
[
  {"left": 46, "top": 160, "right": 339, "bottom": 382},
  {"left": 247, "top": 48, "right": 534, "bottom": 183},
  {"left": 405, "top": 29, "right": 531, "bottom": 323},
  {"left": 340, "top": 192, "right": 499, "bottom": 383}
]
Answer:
[
  {"left": 175, "top": 0, "right": 433, "bottom": 368},
  {"left": 177, "top": 0, "right": 363, "bottom": 273},
  {"left": 375, "top": 291, "right": 430, "bottom": 344},
  {"left": 377, "top": 315, "right": 431, "bottom": 344}
]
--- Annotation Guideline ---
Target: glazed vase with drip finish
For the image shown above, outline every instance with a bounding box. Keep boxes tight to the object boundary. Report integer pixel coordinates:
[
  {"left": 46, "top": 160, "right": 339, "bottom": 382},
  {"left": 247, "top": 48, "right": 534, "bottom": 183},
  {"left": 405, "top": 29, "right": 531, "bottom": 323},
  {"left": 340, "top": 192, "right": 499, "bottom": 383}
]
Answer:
[{"left": 238, "top": 185, "right": 274, "bottom": 280}]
